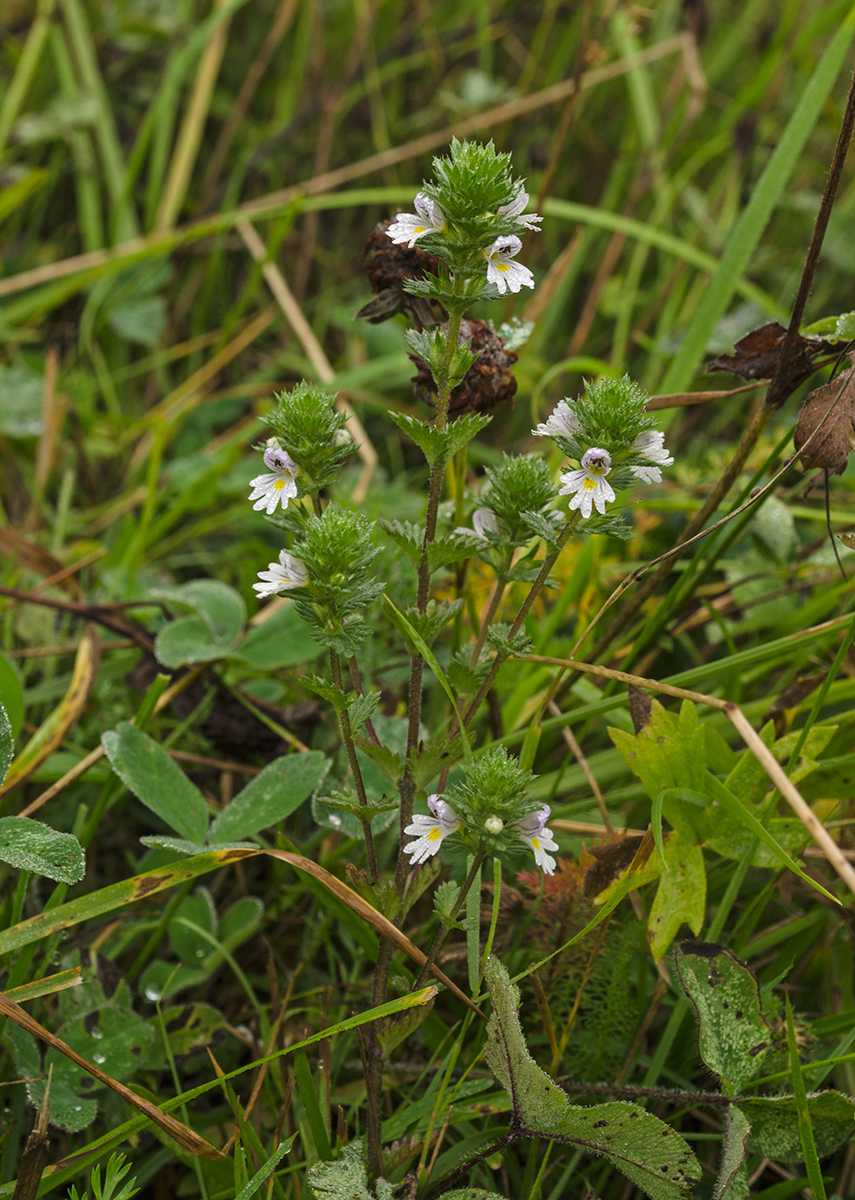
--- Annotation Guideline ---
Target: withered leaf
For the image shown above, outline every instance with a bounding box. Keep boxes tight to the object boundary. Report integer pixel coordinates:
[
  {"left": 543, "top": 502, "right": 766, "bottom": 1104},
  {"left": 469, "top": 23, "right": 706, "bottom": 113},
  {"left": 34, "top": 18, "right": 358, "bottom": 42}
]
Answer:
[
  {"left": 583, "top": 835, "right": 646, "bottom": 898},
  {"left": 707, "top": 321, "right": 833, "bottom": 387},
  {"left": 793, "top": 362, "right": 855, "bottom": 475},
  {"left": 628, "top": 684, "right": 653, "bottom": 734},
  {"left": 761, "top": 675, "right": 823, "bottom": 739}
]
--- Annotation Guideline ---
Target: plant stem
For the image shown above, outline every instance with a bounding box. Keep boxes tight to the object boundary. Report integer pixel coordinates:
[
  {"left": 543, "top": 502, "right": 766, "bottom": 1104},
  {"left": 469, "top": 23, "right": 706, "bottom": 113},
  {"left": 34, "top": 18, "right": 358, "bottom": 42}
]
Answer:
[
  {"left": 399, "top": 306, "right": 466, "bottom": 863},
  {"left": 329, "top": 649, "right": 378, "bottom": 880},
  {"left": 469, "top": 576, "right": 507, "bottom": 668},
  {"left": 454, "top": 519, "right": 577, "bottom": 738},
  {"left": 415, "top": 850, "right": 485, "bottom": 989}
]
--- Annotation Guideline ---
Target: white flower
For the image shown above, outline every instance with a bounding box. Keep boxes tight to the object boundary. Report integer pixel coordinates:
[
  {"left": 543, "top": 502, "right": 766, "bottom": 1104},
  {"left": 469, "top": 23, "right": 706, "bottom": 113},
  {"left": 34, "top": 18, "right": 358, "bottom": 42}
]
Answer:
[
  {"left": 454, "top": 507, "right": 499, "bottom": 544},
  {"left": 559, "top": 448, "right": 616, "bottom": 519},
  {"left": 514, "top": 805, "right": 558, "bottom": 874},
  {"left": 498, "top": 188, "right": 542, "bottom": 231},
  {"left": 403, "top": 794, "right": 463, "bottom": 864},
  {"left": 484, "top": 235, "right": 534, "bottom": 295},
  {"left": 630, "top": 429, "right": 674, "bottom": 484},
  {"left": 386, "top": 193, "right": 446, "bottom": 247},
  {"left": 249, "top": 447, "right": 299, "bottom": 515},
  {"left": 252, "top": 550, "right": 309, "bottom": 598},
  {"left": 485, "top": 816, "right": 504, "bottom": 835},
  {"left": 532, "top": 399, "right": 581, "bottom": 439}
]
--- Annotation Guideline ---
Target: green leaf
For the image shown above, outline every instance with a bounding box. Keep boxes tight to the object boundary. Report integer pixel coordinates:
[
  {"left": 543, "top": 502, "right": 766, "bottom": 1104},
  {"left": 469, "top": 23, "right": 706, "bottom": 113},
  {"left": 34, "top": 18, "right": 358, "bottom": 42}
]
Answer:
[
  {"left": 388, "top": 412, "right": 450, "bottom": 467},
  {"left": 102, "top": 722, "right": 209, "bottom": 845},
  {"left": 307, "top": 1142, "right": 394, "bottom": 1200},
  {"left": 741, "top": 1090, "right": 855, "bottom": 1161},
  {"left": 0, "top": 656, "right": 24, "bottom": 739},
  {"left": 437, "top": 1191, "right": 509, "bottom": 1199},
  {"left": 209, "top": 752, "right": 329, "bottom": 843},
  {"left": 714, "top": 1106, "right": 751, "bottom": 1200},
  {"left": 704, "top": 773, "right": 836, "bottom": 901},
  {"left": 169, "top": 888, "right": 218, "bottom": 967},
  {"left": 518, "top": 509, "right": 562, "bottom": 545},
  {"left": 152, "top": 580, "right": 246, "bottom": 644},
  {"left": 158, "top": 1003, "right": 227, "bottom": 1057},
  {"left": 0, "top": 817, "right": 85, "bottom": 883},
  {"left": 105, "top": 294, "right": 167, "bottom": 345},
  {"left": 0, "top": 363, "right": 42, "bottom": 437},
  {"left": 233, "top": 1135, "right": 296, "bottom": 1200},
  {"left": 219, "top": 896, "right": 264, "bottom": 951},
  {"left": 648, "top": 836, "right": 705, "bottom": 962},
  {"left": 609, "top": 700, "right": 708, "bottom": 817},
  {"left": 154, "top": 615, "right": 238, "bottom": 668},
  {"left": 401, "top": 600, "right": 463, "bottom": 649},
  {"left": 153, "top": 580, "right": 247, "bottom": 668},
  {"left": 348, "top": 690, "right": 380, "bottom": 733},
  {"left": 675, "top": 942, "right": 769, "bottom": 1095},
  {"left": 238, "top": 604, "right": 324, "bottom": 669},
  {"left": 0, "top": 703, "right": 12, "bottom": 787},
  {"left": 482, "top": 956, "right": 701, "bottom": 1199},
  {"left": 784, "top": 995, "right": 826, "bottom": 1198}
]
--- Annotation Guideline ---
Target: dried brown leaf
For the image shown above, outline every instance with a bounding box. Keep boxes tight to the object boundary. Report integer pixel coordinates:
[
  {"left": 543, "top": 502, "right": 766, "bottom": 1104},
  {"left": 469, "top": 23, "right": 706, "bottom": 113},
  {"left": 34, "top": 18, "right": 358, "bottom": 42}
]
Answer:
[
  {"left": 707, "top": 321, "right": 832, "bottom": 386},
  {"left": 794, "top": 363, "right": 855, "bottom": 475}
]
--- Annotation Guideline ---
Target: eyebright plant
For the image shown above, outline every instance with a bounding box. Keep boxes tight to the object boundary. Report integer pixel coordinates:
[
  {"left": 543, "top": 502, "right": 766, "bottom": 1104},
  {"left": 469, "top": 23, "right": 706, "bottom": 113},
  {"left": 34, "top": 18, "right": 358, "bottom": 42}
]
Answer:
[{"left": 244, "top": 139, "right": 675, "bottom": 1194}]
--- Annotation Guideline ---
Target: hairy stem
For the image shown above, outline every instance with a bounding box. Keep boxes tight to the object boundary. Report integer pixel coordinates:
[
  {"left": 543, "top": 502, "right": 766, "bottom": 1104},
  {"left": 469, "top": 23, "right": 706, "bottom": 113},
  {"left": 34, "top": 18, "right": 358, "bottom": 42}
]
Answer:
[{"left": 329, "top": 649, "right": 378, "bottom": 880}]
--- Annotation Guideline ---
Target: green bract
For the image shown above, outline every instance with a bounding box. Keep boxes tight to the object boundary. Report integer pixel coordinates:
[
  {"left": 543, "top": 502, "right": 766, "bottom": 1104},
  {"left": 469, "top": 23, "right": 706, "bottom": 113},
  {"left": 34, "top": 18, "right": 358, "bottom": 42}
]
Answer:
[
  {"left": 570, "top": 374, "right": 656, "bottom": 455},
  {"left": 446, "top": 746, "right": 535, "bottom": 827},
  {"left": 290, "top": 505, "right": 384, "bottom": 654},
  {"left": 264, "top": 382, "right": 355, "bottom": 491},
  {"left": 482, "top": 453, "right": 556, "bottom": 541},
  {"left": 424, "top": 138, "right": 519, "bottom": 224}
]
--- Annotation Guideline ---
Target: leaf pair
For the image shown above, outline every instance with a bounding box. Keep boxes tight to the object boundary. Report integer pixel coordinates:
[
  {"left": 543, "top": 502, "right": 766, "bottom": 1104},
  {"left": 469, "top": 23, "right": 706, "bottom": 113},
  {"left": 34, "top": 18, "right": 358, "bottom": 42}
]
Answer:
[{"left": 102, "top": 721, "right": 328, "bottom": 853}]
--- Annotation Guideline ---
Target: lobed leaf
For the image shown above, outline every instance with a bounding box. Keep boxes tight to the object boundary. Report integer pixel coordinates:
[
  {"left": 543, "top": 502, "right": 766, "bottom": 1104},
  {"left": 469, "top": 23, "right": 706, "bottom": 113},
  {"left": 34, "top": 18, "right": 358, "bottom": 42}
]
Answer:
[{"left": 483, "top": 957, "right": 701, "bottom": 1199}]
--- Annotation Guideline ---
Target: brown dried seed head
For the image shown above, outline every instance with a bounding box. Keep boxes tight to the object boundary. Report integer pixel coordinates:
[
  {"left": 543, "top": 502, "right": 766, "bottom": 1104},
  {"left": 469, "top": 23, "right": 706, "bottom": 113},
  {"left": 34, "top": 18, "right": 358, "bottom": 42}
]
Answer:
[{"left": 411, "top": 318, "right": 518, "bottom": 418}]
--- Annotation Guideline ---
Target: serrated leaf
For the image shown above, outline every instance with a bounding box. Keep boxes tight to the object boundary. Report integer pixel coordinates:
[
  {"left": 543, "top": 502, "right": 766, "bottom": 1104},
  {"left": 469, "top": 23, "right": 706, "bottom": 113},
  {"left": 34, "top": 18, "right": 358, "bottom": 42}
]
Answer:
[
  {"left": 0, "top": 817, "right": 85, "bottom": 883},
  {"left": 427, "top": 533, "right": 486, "bottom": 573},
  {"left": 209, "top": 752, "right": 329, "bottom": 843},
  {"left": 348, "top": 690, "right": 380, "bottom": 733},
  {"left": 518, "top": 509, "right": 561, "bottom": 545},
  {"left": 675, "top": 942, "right": 769, "bottom": 1095},
  {"left": 410, "top": 732, "right": 464, "bottom": 790},
  {"left": 483, "top": 957, "right": 701, "bottom": 1199},
  {"left": 308, "top": 1141, "right": 395, "bottom": 1200},
  {"left": 741, "top": 1091, "right": 855, "bottom": 1160},
  {"left": 648, "top": 835, "right": 705, "bottom": 962},
  {"left": 401, "top": 599, "right": 463, "bottom": 649},
  {"left": 352, "top": 738, "right": 405, "bottom": 786},
  {"left": 714, "top": 1105, "right": 751, "bottom": 1200},
  {"left": 388, "top": 411, "right": 450, "bottom": 466},
  {"left": 444, "top": 412, "right": 492, "bottom": 456},
  {"left": 102, "top": 722, "right": 209, "bottom": 845},
  {"left": 610, "top": 700, "right": 708, "bottom": 817},
  {"left": 300, "top": 674, "right": 350, "bottom": 712}
]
